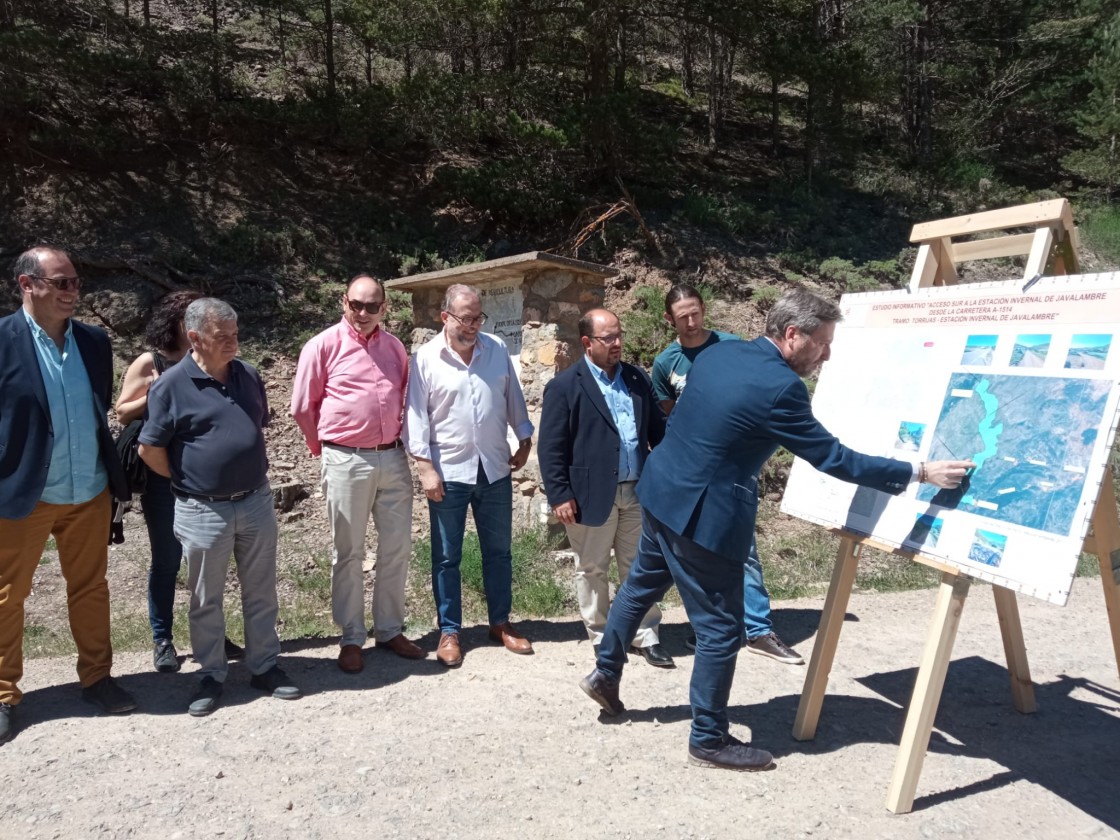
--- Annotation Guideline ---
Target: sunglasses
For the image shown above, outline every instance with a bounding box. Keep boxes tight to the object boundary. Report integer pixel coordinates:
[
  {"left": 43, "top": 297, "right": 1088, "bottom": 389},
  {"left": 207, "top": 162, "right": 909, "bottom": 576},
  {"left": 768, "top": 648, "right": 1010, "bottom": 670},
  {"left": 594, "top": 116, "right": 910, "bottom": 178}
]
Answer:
[
  {"left": 28, "top": 274, "right": 82, "bottom": 292},
  {"left": 346, "top": 297, "right": 385, "bottom": 314}
]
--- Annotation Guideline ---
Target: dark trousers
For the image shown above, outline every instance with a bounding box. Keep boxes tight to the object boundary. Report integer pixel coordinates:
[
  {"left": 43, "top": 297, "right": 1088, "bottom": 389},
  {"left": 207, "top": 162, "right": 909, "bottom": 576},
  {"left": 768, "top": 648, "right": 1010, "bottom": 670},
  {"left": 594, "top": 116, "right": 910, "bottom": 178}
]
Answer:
[
  {"left": 596, "top": 507, "right": 745, "bottom": 748},
  {"left": 142, "top": 472, "right": 183, "bottom": 643}
]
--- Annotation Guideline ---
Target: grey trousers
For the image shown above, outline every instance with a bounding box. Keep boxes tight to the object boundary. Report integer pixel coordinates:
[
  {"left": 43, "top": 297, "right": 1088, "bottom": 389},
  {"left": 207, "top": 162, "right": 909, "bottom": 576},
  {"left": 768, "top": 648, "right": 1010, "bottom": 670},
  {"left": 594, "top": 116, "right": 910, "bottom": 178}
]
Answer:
[{"left": 173, "top": 483, "right": 280, "bottom": 682}]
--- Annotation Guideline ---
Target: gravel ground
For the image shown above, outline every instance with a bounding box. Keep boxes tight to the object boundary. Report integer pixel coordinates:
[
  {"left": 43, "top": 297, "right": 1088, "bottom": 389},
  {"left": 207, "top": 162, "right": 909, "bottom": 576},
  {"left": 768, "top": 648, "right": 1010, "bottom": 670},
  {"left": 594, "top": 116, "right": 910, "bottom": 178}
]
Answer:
[{"left": 2, "top": 582, "right": 1118, "bottom": 840}]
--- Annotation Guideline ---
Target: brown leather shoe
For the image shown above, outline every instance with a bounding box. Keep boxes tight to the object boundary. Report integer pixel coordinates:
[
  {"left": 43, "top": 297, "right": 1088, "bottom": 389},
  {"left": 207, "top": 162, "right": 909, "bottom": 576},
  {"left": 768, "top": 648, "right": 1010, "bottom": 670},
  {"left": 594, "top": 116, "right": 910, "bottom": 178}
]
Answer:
[
  {"left": 338, "top": 644, "right": 364, "bottom": 673},
  {"left": 437, "top": 632, "right": 463, "bottom": 668},
  {"left": 377, "top": 633, "right": 427, "bottom": 660},
  {"left": 488, "top": 621, "right": 534, "bottom": 655}
]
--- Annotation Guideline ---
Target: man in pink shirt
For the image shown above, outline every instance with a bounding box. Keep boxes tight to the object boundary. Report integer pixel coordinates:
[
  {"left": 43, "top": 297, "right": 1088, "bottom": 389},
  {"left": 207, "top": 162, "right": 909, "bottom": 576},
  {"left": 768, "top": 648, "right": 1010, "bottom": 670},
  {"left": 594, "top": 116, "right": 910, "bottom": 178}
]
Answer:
[{"left": 291, "top": 274, "right": 424, "bottom": 673}]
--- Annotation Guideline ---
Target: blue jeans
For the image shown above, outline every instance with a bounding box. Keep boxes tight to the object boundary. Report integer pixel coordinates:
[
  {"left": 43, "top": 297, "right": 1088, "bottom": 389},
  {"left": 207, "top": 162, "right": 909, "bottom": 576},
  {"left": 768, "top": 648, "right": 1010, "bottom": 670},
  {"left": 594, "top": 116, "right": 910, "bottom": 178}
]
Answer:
[
  {"left": 142, "top": 472, "right": 183, "bottom": 643},
  {"left": 743, "top": 536, "right": 773, "bottom": 640},
  {"left": 428, "top": 465, "right": 513, "bottom": 634},
  {"left": 597, "top": 507, "right": 745, "bottom": 749}
]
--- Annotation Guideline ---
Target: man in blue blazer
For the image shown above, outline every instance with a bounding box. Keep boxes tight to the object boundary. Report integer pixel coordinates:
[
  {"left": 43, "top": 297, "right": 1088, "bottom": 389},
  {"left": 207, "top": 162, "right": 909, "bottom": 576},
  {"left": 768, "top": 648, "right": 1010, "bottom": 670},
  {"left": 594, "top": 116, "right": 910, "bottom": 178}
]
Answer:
[
  {"left": 580, "top": 287, "right": 974, "bottom": 772},
  {"left": 539, "top": 309, "right": 672, "bottom": 667},
  {"left": 0, "top": 246, "right": 135, "bottom": 745}
]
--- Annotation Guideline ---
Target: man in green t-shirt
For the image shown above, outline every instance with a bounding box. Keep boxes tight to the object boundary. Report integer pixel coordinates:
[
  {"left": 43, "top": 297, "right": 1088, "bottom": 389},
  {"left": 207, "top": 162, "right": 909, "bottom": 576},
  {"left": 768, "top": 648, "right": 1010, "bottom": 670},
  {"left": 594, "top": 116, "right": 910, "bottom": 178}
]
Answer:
[{"left": 651, "top": 284, "right": 803, "bottom": 665}]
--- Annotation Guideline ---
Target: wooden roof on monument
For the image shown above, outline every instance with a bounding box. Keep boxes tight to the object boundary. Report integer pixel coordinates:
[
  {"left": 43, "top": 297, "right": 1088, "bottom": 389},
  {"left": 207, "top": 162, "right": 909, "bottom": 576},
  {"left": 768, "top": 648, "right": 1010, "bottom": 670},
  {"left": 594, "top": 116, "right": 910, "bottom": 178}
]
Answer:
[{"left": 384, "top": 251, "right": 617, "bottom": 292}]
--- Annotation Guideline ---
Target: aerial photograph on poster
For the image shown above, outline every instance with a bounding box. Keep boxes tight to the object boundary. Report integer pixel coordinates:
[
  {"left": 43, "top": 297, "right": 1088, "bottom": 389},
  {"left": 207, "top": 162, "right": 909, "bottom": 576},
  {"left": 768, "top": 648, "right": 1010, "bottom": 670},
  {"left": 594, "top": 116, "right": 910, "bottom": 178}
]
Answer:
[
  {"left": 917, "top": 373, "right": 1112, "bottom": 536},
  {"left": 1010, "top": 334, "right": 1052, "bottom": 368},
  {"left": 904, "top": 513, "right": 944, "bottom": 550}
]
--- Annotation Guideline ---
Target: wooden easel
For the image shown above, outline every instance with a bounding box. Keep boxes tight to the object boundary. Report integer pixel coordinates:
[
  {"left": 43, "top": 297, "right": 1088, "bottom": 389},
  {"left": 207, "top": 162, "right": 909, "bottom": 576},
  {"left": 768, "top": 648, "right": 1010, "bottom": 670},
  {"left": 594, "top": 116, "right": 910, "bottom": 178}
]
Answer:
[
  {"left": 792, "top": 468, "right": 1120, "bottom": 814},
  {"left": 908, "top": 198, "right": 1080, "bottom": 291}
]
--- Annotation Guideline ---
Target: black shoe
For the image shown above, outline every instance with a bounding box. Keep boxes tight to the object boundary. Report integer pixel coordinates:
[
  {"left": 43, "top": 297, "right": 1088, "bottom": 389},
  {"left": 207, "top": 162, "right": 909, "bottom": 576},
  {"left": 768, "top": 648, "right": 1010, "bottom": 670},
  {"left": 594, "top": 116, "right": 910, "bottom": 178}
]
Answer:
[
  {"left": 153, "top": 640, "right": 181, "bottom": 673},
  {"left": 685, "top": 634, "right": 696, "bottom": 652},
  {"left": 0, "top": 703, "right": 13, "bottom": 745},
  {"left": 688, "top": 735, "right": 774, "bottom": 772},
  {"left": 579, "top": 669, "right": 625, "bottom": 716},
  {"left": 224, "top": 637, "right": 245, "bottom": 660},
  {"left": 249, "top": 666, "right": 301, "bottom": 700},
  {"left": 745, "top": 632, "right": 805, "bottom": 665},
  {"left": 81, "top": 676, "right": 137, "bottom": 714},
  {"left": 188, "top": 677, "right": 223, "bottom": 717},
  {"left": 628, "top": 643, "right": 676, "bottom": 668}
]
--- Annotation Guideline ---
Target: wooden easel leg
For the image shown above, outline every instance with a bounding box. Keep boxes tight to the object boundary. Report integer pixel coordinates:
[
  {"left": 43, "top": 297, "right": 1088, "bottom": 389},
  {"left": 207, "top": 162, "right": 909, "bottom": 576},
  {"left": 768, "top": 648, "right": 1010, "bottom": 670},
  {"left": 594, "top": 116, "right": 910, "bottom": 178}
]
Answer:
[
  {"left": 793, "top": 536, "right": 860, "bottom": 741},
  {"left": 992, "top": 586, "right": 1036, "bottom": 713},
  {"left": 1090, "top": 470, "right": 1120, "bottom": 680},
  {"left": 886, "top": 572, "right": 971, "bottom": 814}
]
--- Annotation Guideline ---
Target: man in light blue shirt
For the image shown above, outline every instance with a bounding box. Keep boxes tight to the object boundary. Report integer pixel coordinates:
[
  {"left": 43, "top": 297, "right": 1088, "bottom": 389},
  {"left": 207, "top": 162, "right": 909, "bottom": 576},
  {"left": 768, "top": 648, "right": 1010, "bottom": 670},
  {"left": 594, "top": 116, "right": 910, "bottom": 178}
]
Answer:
[
  {"left": 0, "top": 246, "right": 135, "bottom": 745},
  {"left": 539, "top": 309, "right": 672, "bottom": 667}
]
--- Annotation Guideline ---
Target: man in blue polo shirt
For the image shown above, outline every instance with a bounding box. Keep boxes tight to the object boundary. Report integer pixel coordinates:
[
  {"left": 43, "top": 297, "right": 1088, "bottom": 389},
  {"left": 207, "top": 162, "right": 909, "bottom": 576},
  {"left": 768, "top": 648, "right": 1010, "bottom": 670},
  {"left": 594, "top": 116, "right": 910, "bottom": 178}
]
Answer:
[{"left": 139, "top": 297, "right": 301, "bottom": 716}]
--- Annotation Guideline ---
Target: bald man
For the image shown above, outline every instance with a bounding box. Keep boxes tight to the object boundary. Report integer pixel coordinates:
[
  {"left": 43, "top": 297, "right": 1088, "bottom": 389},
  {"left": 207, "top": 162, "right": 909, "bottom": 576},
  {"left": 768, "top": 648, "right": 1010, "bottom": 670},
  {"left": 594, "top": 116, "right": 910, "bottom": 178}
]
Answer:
[
  {"left": 538, "top": 309, "right": 673, "bottom": 668},
  {"left": 292, "top": 274, "right": 422, "bottom": 674}
]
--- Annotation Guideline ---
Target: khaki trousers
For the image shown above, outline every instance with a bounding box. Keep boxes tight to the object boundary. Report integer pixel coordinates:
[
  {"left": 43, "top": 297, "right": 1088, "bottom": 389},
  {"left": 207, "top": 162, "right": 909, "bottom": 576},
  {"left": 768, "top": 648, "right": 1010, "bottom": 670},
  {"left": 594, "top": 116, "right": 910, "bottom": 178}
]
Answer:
[
  {"left": 321, "top": 445, "right": 414, "bottom": 646},
  {"left": 564, "top": 482, "right": 660, "bottom": 648},
  {"left": 0, "top": 489, "right": 113, "bottom": 704}
]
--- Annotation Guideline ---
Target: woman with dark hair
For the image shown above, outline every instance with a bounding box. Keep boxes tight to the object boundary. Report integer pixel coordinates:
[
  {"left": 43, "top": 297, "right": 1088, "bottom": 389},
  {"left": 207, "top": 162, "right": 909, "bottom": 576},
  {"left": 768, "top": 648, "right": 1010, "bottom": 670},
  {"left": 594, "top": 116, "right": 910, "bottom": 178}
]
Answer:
[{"left": 116, "top": 291, "right": 243, "bottom": 673}]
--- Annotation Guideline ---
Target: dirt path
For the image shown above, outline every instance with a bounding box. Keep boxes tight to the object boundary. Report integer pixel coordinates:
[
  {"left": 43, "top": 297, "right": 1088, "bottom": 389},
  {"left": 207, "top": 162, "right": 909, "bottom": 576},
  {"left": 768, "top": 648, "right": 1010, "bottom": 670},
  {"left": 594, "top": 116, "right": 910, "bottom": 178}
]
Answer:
[{"left": 2, "top": 583, "right": 1118, "bottom": 839}]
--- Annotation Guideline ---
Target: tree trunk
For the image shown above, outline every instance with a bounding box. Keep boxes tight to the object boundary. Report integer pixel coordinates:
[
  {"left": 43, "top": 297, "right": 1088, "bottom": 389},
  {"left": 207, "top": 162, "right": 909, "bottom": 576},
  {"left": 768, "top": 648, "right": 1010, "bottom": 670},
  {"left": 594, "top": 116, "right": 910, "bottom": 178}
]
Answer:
[
  {"left": 142, "top": 0, "right": 149, "bottom": 25},
  {"left": 706, "top": 24, "right": 734, "bottom": 150},
  {"left": 365, "top": 38, "right": 373, "bottom": 87},
  {"left": 323, "top": 0, "right": 336, "bottom": 98},
  {"left": 614, "top": 12, "right": 627, "bottom": 92},
  {"left": 210, "top": 0, "right": 221, "bottom": 100},
  {"left": 770, "top": 75, "right": 780, "bottom": 156},
  {"left": 681, "top": 20, "right": 695, "bottom": 97}
]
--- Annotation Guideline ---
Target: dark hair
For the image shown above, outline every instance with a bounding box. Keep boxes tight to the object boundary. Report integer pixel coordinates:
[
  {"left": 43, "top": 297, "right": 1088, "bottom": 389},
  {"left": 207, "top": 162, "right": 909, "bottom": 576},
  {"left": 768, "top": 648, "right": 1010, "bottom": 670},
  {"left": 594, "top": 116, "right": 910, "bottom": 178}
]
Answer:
[
  {"left": 12, "top": 246, "right": 67, "bottom": 285},
  {"left": 764, "top": 287, "right": 841, "bottom": 339},
  {"left": 347, "top": 273, "right": 385, "bottom": 295},
  {"left": 664, "top": 283, "right": 703, "bottom": 314},
  {"left": 145, "top": 290, "right": 203, "bottom": 354},
  {"left": 577, "top": 312, "right": 594, "bottom": 339}
]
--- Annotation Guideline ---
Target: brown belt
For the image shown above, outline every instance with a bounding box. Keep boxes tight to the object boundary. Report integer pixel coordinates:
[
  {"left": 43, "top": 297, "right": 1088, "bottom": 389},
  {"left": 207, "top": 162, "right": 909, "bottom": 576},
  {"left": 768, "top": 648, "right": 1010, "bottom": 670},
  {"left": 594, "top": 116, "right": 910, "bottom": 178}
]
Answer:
[{"left": 323, "top": 439, "right": 403, "bottom": 453}]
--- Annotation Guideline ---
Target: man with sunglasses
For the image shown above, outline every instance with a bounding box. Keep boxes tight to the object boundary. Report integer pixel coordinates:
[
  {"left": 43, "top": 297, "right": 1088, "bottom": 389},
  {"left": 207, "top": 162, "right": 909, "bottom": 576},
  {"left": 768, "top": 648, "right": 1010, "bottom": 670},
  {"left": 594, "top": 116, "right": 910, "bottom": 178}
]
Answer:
[
  {"left": 539, "top": 309, "right": 672, "bottom": 667},
  {"left": 0, "top": 246, "right": 136, "bottom": 744},
  {"left": 404, "top": 283, "right": 535, "bottom": 667},
  {"left": 291, "top": 274, "right": 421, "bottom": 673}
]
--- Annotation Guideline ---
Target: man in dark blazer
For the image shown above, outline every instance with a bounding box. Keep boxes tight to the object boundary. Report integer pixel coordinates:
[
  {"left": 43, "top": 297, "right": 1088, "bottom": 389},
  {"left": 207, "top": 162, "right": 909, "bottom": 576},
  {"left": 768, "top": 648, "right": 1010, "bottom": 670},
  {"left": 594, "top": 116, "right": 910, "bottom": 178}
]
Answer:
[
  {"left": 580, "top": 287, "right": 974, "bottom": 772},
  {"left": 0, "top": 246, "right": 135, "bottom": 745},
  {"left": 539, "top": 309, "right": 672, "bottom": 667}
]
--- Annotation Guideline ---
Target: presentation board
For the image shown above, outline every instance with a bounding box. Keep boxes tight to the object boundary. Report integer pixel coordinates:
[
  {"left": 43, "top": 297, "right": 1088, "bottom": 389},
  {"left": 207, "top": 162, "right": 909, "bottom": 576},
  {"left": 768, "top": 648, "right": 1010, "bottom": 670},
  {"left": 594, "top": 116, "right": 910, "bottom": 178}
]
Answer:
[{"left": 780, "top": 272, "right": 1120, "bottom": 605}]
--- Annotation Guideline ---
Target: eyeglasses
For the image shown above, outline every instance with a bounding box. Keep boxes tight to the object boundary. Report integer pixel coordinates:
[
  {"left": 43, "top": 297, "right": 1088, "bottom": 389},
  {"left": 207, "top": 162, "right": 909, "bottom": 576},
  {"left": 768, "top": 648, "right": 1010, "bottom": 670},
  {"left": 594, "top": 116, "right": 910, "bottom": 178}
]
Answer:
[
  {"left": 446, "top": 311, "right": 488, "bottom": 328},
  {"left": 28, "top": 274, "right": 82, "bottom": 292},
  {"left": 590, "top": 333, "right": 624, "bottom": 345},
  {"left": 346, "top": 297, "right": 385, "bottom": 314}
]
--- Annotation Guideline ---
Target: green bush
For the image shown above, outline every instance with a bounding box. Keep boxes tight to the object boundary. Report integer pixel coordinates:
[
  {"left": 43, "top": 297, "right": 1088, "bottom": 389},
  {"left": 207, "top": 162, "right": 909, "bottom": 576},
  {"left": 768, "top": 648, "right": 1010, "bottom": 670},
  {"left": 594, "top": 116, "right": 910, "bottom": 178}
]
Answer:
[
  {"left": 1082, "top": 205, "right": 1120, "bottom": 265},
  {"left": 621, "top": 285, "right": 674, "bottom": 367}
]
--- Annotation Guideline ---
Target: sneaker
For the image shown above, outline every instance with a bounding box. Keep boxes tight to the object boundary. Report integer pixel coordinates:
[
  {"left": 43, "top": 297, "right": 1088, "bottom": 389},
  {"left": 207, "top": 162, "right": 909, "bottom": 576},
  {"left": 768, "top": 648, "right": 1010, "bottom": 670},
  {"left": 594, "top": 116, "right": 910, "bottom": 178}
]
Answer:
[
  {"left": 188, "top": 676, "right": 223, "bottom": 717},
  {"left": 224, "top": 637, "right": 245, "bottom": 660},
  {"left": 688, "top": 735, "right": 774, "bottom": 772},
  {"left": 249, "top": 666, "right": 302, "bottom": 700},
  {"left": 153, "top": 640, "right": 181, "bottom": 673},
  {"left": 745, "top": 632, "right": 805, "bottom": 665},
  {"left": 685, "top": 634, "right": 696, "bottom": 652},
  {"left": 0, "top": 702, "right": 13, "bottom": 745},
  {"left": 81, "top": 676, "right": 137, "bottom": 714}
]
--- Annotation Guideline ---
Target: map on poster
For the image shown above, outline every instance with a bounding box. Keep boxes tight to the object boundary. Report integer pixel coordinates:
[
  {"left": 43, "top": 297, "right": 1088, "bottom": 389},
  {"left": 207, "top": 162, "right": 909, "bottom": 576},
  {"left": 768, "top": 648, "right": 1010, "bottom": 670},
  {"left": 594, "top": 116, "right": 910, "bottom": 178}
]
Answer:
[{"left": 780, "top": 272, "right": 1120, "bottom": 606}]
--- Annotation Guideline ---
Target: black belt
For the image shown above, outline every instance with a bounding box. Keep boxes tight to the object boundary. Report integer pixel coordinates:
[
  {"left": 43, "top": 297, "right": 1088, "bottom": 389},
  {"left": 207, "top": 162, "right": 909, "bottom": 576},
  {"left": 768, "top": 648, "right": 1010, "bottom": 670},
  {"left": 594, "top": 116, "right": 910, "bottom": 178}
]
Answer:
[
  {"left": 173, "top": 486, "right": 259, "bottom": 503},
  {"left": 323, "top": 439, "right": 403, "bottom": 453}
]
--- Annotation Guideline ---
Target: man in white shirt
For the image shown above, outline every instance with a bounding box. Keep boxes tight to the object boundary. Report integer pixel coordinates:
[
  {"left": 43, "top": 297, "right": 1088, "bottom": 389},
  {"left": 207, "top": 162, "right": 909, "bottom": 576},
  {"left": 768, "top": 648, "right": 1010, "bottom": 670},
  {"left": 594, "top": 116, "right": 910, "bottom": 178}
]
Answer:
[{"left": 404, "top": 284, "right": 535, "bottom": 667}]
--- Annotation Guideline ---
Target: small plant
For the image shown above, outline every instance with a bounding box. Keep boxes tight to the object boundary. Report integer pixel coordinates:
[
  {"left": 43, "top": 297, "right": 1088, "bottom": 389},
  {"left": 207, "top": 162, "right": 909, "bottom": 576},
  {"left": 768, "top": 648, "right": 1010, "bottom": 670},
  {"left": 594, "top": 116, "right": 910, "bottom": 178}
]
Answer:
[
  {"left": 752, "top": 285, "right": 781, "bottom": 310},
  {"left": 621, "top": 285, "right": 674, "bottom": 367}
]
